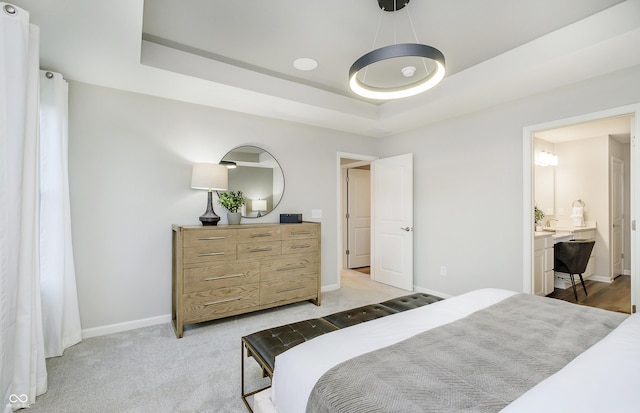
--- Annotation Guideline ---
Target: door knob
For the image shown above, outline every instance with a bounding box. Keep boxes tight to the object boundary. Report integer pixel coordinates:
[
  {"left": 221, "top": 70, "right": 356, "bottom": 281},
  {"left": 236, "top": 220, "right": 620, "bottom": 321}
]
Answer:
[{"left": 400, "top": 226, "right": 412, "bottom": 232}]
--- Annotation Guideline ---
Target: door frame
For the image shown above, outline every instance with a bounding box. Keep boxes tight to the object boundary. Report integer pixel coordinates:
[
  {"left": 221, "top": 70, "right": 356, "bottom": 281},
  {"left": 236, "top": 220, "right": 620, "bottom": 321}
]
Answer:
[
  {"left": 522, "top": 104, "right": 640, "bottom": 313},
  {"left": 611, "top": 156, "right": 625, "bottom": 280},
  {"left": 337, "top": 152, "right": 378, "bottom": 288}
]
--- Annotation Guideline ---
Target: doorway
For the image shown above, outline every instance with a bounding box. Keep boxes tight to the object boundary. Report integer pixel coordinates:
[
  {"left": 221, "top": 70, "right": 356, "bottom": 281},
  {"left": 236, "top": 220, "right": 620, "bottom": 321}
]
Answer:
[
  {"left": 345, "top": 166, "right": 371, "bottom": 270},
  {"left": 523, "top": 105, "right": 639, "bottom": 314},
  {"left": 338, "top": 154, "right": 377, "bottom": 287},
  {"left": 336, "top": 152, "right": 415, "bottom": 291}
]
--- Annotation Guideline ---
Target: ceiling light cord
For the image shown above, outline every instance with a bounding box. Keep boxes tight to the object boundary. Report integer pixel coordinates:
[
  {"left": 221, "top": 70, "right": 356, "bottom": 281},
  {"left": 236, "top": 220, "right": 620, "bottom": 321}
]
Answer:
[
  {"left": 363, "top": 7, "right": 387, "bottom": 85},
  {"left": 404, "top": 7, "right": 430, "bottom": 75}
]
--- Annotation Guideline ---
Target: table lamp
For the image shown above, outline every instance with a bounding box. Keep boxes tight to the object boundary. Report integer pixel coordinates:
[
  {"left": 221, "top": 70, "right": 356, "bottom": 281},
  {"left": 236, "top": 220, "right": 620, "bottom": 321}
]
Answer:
[
  {"left": 191, "top": 163, "right": 228, "bottom": 225},
  {"left": 253, "top": 199, "right": 267, "bottom": 217}
]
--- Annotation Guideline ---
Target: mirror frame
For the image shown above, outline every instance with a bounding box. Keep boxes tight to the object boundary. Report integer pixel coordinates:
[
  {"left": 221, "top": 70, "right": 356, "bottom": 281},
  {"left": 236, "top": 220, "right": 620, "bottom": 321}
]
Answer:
[{"left": 218, "top": 145, "right": 285, "bottom": 218}]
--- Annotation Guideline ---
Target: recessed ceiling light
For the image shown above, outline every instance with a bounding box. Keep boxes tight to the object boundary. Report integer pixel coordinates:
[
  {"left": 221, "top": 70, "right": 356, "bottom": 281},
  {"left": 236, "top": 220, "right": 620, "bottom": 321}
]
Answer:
[{"left": 293, "top": 58, "right": 318, "bottom": 71}]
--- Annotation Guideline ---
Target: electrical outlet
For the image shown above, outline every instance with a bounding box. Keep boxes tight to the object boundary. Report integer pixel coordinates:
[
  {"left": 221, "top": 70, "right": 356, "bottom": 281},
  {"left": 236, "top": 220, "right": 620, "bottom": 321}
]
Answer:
[{"left": 440, "top": 266, "right": 447, "bottom": 276}]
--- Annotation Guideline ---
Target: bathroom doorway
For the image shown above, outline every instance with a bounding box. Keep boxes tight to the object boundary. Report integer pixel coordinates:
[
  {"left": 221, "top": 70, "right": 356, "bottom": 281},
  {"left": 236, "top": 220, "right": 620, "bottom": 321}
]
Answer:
[
  {"left": 523, "top": 105, "right": 639, "bottom": 314},
  {"left": 338, "top": 154, "right": 377, "bottom": 287}
]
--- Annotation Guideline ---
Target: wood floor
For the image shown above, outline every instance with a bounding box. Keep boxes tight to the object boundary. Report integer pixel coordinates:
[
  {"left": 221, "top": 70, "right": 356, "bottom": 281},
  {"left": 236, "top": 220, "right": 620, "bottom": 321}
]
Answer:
[
  {"left": 351, "top": 267, "right": 630, "bottom": 314},
  {"left": 546, "top": 274, "right": 631, "bottom": 314}
]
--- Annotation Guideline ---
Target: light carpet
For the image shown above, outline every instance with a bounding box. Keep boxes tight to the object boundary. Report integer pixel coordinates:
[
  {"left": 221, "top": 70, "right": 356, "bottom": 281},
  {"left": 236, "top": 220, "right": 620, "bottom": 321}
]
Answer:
[{"left": 25, "top": 271, "right": 407, "bottom": 413}]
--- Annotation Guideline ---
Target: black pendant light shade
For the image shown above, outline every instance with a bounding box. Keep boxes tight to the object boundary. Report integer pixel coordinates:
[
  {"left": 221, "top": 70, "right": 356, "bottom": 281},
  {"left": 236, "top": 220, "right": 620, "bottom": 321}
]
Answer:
[
  {"left": 349, "top": 0, "right": 446, "bottom": 100},
  {"left": 349, "top": 43, "right": 445, "bottom": 100}
]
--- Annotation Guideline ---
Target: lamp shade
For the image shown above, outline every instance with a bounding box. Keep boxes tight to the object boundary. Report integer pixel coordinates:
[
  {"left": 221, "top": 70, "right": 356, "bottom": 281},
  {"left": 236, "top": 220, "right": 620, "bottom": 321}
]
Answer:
[
  {"left": 253, "top": 199, "right": 267, "bottom": 211},
  {"left": 191, "top": 163, "right": 228, "bottom": 191}
]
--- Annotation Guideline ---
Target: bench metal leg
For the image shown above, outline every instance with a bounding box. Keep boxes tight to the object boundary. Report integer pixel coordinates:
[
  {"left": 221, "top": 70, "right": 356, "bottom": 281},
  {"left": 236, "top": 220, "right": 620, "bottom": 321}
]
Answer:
[{"left": 241, "top": 341, "right": 271, "bottom": 413}]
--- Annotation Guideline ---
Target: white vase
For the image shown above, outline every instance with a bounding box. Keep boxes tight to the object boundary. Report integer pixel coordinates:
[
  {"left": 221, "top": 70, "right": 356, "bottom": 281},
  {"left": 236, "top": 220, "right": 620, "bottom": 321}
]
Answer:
[{"left": 228, "top": 212, "right": 241, "bottom": 225}]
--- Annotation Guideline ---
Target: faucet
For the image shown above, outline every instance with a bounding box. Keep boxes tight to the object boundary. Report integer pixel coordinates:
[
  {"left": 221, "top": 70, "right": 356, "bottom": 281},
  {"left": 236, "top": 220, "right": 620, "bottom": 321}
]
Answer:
[{"left": 546, "top": 218, "right": 559, "bottom": 228}]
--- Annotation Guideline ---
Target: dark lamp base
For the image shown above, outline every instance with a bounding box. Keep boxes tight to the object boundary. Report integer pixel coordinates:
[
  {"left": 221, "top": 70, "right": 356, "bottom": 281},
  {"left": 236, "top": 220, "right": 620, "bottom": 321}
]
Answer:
[{"left": 199, "top": 190, "right": 220, "bottom": 226}]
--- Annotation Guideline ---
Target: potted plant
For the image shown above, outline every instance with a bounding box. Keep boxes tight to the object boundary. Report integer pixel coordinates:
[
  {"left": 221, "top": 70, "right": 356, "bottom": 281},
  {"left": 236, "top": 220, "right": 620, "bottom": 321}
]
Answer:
[
  {"left": 534, "top": 204, "right": 545, "bottom": 231},
  {"left": 218, "top": 191, "right": 245, "bottom": 225}
]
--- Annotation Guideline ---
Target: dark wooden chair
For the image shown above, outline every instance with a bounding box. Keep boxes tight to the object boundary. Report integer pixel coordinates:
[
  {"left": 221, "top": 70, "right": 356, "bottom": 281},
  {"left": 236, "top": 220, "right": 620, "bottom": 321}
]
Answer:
[{"left": 554, "top": 240, "right": 595, "bottom": 301}]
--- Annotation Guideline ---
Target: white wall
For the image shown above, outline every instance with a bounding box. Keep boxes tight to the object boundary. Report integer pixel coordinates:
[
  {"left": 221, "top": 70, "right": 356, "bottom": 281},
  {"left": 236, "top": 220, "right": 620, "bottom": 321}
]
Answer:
[
  {"left": 555, "top": 137, "right": 609, "bottom": 277},
  {"left": 68, "top": 65, "right": 640, "bottom": 332},
  {"left": 68, "top": 81, "right": 377, "bottom": 330},
  {"left": 376, "top": 65, "right": 640, "bottom": 297}
]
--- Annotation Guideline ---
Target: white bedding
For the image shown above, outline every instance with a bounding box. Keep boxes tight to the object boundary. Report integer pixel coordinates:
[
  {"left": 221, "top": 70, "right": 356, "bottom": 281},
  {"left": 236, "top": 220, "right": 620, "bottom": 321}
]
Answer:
[
  {"left": 253, "top": 289, "right": 639, "bottom": 413},
  {"left": 500, "top": 311, "right": 640, "bottom": 413},
  {"left": 267, "top": 288, "right": 516, "bottom": 413}
]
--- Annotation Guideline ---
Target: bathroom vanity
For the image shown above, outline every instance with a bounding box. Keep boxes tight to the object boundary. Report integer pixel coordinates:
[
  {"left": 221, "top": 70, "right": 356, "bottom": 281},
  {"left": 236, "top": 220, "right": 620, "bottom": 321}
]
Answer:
[{"left": 533, "top": 222, "right": 596, "bottom": 295}]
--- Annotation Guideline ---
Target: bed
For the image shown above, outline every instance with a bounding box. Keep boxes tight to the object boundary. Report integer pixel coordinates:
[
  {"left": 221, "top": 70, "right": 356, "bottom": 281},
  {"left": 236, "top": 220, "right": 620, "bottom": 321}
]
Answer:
[{"left": 251, "top": 288, "right": 640, "bottom": 413}]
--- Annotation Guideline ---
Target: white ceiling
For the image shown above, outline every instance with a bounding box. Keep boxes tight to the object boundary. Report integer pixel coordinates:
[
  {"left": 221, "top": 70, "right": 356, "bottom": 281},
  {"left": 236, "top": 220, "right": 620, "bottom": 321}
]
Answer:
[{"left": 11, "top": 0, "right": 640, "bottom": 137}]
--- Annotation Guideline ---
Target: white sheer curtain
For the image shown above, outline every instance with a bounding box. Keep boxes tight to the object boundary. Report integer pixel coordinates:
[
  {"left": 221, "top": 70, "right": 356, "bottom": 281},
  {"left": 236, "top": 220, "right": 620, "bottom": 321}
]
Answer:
[
  {"left": 1, "top": 3, "right": 81, "bottom": 411},
  {"left": 39, "top": 70, "right": 82, "bottom": 358},
  {"left": 1, "top": 3, "right": 47, "bottom": 412}
]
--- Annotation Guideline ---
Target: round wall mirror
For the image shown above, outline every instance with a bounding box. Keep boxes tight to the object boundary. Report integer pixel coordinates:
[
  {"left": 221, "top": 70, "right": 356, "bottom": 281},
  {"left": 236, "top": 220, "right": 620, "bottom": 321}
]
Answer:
[{"left": 219, "top": 146, "right": 284, "bottom": 218}]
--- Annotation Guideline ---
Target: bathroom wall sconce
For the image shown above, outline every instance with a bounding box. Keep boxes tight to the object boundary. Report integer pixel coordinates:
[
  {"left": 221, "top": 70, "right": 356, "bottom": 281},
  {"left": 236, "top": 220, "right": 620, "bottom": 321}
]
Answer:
[
  {"left": 535, "top": 151, "right": 559, "bottom": 166},
  {"left": 191, "top": 163, "right": 228, "bottom": 225},
  {"left": 253, "top": 199, "right": 267, "bottom": 217}
]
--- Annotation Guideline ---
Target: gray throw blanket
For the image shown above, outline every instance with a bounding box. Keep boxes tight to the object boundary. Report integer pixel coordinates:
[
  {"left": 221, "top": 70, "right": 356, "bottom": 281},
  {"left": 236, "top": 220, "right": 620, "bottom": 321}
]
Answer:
[{"left": 306, "top": 293, "right": 627, "bottom": 413}]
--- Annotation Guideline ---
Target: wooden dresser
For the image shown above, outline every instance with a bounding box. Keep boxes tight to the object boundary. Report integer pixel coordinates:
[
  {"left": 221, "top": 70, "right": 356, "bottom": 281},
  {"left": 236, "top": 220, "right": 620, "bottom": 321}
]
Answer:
[{"left": 171, "top": 222, "right": 321, "bottom": 338}]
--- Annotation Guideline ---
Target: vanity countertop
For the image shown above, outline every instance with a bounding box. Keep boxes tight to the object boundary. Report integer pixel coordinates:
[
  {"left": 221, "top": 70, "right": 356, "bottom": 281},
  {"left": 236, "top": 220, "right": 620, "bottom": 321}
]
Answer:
[
  {"left": 535, "top": 223, "right": 596, "bottom": 238},
  {"left": 534, "top": 231, "right": 574, "bottom": 239}
]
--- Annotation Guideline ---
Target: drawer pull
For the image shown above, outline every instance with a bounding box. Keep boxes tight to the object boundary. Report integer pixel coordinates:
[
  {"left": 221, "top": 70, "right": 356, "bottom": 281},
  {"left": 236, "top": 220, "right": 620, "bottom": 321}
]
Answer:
[
  {"left": 203, "top": 273, "right": 244, "bottom": 281},
  {"left": 291, "top": 245, "right": 311, "bottom": 249},
  {"left": 197, "top": 252, "right": 225, "bottom": 257},
  {"left": 197, "top": 236, "right": 226, "bottom": 240},
  {"left": 250, "top": 233, "right": 273, "bottom": 238},
  {"left": 277, "top": 265, "right": 306, "bottom": 271},
  {"left": 202, "top": 297, "right": 241, "bottom": 306},
  {"left": 249, "top": 247, "right": 272, "bottom": 253},
  {"left": 291, "top": 231, "right": 311, "bottom": 236},
  {"left": 276, "top": 286, "right": 305, "bottom": 294}
]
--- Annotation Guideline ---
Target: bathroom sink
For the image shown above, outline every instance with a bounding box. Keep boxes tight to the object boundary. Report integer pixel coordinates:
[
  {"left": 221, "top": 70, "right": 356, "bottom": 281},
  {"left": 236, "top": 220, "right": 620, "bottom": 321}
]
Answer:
[{"left": 542, "top": 226, "right": 574, "bottom": 232}]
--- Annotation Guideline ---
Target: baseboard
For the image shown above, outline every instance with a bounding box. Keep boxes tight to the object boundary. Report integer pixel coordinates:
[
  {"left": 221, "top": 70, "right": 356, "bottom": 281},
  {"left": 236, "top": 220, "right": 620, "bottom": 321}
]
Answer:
[
  {"left": 322, "top": 283, "right": 340, "bottom": 292},
  {"left": 81, "top": 314, "right": 172, "bottom": 339},
  {"left": 588, "top": 275, "right": 611, "bottom": 283},
  {"left": 413, "top": 285, "right": 453, "bottom": 299},
  {"left": 624, "top": 269, "right": 631, "bottom": 276}
]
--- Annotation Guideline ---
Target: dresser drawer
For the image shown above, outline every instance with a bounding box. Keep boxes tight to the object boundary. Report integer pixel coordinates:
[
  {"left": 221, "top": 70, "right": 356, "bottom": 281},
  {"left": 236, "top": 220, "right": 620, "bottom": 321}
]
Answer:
[
  {"left": 172, "top": 223, "right": 320, "bottom": 338},
  {"left": 237, "top": 240, "right": 282, "bottom": 259},
  {"left": 182, "top": 285, "right": 259, "bottom": 324},
  {"left": 260, "top": 274, "right": 317, "bottom": 305},
  {"left": 237, "top": 227, "right": 281, "bottom": 243},
  {"left": 282, "top": 238, "right": 318, "bottom": 255},
  {"left": 183, "top": 229, "right": 236, "bottom": 247},
  {"left": 183, "top": 244, "right": 238, "bottom": 264},
  {"left": 260, "top": 254, "right": 319, "bottom": 282},
  {"left": 281, "top": 224, "right": 319, "bottom": 240},
  {"left": 183, "top": 262, "right": 259, "bottom": 293}
]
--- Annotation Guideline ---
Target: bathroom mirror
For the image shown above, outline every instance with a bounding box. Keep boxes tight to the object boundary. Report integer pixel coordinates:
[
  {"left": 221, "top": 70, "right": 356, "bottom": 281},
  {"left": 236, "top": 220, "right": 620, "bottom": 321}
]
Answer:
[
  {"left": 219, "top": 145, "right": 284, "bottom": 218},
  {"left": 534, "top": 139, "right": 555, "bottom": 217}
]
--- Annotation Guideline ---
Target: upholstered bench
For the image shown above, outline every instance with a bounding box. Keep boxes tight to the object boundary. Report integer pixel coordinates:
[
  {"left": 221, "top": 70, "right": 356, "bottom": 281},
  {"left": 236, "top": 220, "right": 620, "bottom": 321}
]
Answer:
[
  {"left": 241, "top": 292, "right": 444, "bottom": 411},
  {"left": 380, "top": 292, "right": 444, "bottom": 312}
]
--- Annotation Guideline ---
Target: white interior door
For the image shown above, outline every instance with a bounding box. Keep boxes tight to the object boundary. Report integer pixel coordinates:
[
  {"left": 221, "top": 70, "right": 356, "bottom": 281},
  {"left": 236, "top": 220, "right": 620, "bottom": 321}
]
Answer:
[
  {"left": 347, "top": 168, "right": 371, "bottom": 268},
  {"left": 372, "top": 153, "right": 413, "bottom": 291},
  {"left": 611, "top": 156, "right": 624, "bottom": 279}
]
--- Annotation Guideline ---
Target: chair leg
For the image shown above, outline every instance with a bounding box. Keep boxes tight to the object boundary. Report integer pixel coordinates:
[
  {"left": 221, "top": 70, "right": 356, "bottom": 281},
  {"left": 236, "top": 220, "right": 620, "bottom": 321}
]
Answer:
[
  {"left": 578, "top": 273, "right": 588, "bottom": 296},
  {"left": 569, "top": 274, "right": 578, "bottom": 301}
]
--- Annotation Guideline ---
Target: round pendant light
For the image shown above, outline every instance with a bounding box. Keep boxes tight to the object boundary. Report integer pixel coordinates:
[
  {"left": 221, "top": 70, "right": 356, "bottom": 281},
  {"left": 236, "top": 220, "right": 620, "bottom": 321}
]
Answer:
[{"left": 349, "top": 0, "right": 446, "bottom": 100}]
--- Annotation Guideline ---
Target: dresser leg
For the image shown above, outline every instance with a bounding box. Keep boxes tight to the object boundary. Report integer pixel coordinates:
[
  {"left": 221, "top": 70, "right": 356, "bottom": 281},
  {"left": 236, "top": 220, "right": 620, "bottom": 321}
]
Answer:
[{"left": 172, "top": 318, "right": 183, "bottom": 338}]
